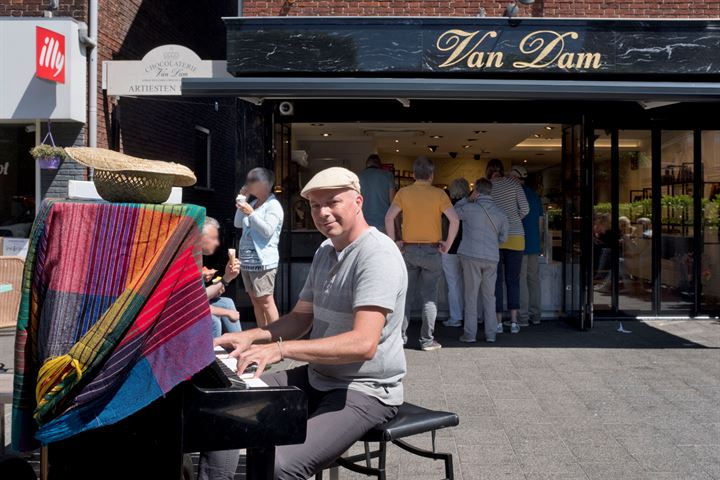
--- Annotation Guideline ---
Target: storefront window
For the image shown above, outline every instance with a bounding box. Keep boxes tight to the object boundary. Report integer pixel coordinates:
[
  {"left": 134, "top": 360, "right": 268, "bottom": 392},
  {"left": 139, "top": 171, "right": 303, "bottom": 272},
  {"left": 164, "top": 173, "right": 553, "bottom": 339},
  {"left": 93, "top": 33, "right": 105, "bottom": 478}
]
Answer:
[
  {"left": 660, "top": 131, "right": 695, "bottom": 313},
  {"left": 0, "top": 126, "right": 36, "bottom": 238},
  {"left": 702, "top": 131, "right": 720, "bottom": 312}
]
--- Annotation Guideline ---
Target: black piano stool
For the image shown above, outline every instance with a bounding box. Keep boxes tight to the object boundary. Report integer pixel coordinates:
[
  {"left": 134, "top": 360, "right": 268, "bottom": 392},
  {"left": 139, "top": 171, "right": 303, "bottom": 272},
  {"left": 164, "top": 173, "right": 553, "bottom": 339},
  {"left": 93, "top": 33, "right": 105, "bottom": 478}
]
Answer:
[{"left": 316, "top": 402, "right": 459, "bottom": 480}]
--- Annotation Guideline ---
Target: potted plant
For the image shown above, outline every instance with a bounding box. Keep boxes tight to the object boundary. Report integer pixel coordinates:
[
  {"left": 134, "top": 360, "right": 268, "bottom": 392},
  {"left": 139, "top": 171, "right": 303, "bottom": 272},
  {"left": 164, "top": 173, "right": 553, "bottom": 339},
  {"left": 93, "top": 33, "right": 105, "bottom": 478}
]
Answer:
[{"left": 30, "top": 144, "right": 68, "bottom": 169}]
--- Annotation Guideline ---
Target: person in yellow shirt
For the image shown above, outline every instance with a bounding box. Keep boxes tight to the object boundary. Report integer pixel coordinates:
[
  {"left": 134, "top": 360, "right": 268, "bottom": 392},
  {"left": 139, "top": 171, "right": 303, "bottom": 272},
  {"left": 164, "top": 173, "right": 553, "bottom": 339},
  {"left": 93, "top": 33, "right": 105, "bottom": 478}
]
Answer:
[{"left": 385, "top": 156, "right": 459, "bottom": 351}]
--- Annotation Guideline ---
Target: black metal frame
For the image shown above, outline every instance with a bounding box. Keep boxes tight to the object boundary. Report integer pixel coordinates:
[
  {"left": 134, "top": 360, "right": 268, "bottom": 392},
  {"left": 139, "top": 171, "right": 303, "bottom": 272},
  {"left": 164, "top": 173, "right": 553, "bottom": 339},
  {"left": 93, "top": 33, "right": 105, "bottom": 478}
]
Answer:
[{"left": 315, "top": 433, "right": 454, "bottom": 480}]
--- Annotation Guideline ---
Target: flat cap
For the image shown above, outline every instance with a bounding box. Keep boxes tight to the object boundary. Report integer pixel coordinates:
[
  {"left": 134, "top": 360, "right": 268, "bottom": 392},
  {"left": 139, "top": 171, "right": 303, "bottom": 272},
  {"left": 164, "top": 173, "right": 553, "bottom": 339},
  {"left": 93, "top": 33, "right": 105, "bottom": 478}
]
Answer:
[{"left": 300, "top": 167, "right": 362, "bottom": 199}]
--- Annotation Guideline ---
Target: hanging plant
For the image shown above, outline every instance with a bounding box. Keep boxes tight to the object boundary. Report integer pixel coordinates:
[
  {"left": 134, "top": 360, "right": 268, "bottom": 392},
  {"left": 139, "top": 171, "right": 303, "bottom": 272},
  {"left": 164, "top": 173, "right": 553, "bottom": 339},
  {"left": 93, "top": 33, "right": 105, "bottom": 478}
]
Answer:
[
  {"left": 30, "top": 121, "right": 66, "bottom": 169},
  {"left": 30, "top": 144, "right": 68, "bottom": 169}
]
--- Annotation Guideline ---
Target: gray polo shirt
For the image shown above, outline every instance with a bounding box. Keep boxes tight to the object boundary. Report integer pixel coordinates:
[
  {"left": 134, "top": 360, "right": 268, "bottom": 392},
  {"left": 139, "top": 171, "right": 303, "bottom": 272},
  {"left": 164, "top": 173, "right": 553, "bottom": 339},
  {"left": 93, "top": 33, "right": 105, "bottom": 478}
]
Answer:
[{"left": 299, "top": 227, "right": 407, "bottom": 406}]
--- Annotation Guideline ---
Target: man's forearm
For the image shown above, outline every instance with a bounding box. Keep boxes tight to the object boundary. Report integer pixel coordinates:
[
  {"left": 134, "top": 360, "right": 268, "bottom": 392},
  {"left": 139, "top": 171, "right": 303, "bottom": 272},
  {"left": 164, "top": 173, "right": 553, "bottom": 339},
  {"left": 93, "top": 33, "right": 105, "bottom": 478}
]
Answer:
[
  {"left": 250, "top": 310, "right": 314, "bottom": 344},
  {"left": 282, "top": 331, "right": 375, "bottom": 365},
  {"left": 385, "top": 217, "right": 396, "bottom": 241}
]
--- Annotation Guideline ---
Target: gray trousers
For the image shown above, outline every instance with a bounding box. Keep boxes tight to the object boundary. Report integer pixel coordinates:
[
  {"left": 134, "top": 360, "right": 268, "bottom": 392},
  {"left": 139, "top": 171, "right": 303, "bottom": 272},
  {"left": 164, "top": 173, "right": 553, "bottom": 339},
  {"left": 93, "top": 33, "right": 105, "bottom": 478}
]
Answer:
[
  {"left": 459, "top": 255, "right": 498, "bottom": 341},
  {"left": 519, "top": 254, "right": 542, "bottom": 323},
  {"left": 402, "top": 245, "right": 442, "bottom": 347},
  {"left": 198, "top": 366, "right": 397, "bottom": 480}
]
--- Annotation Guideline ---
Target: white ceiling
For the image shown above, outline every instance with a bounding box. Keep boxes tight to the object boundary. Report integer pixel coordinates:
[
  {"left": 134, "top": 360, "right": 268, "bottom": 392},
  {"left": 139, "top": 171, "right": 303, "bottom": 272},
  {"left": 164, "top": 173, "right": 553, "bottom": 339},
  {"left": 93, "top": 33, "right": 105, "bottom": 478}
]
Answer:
[{"left": 293, "top": 122, "right": 563, "bottom": 170}]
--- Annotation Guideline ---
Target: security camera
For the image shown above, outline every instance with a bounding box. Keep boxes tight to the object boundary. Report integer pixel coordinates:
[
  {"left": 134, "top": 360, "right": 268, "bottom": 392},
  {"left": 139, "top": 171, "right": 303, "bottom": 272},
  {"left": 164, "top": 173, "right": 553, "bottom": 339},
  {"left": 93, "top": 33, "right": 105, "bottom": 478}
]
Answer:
[{"left": 279, "top": 101, "right": 294, "bottom": 116}]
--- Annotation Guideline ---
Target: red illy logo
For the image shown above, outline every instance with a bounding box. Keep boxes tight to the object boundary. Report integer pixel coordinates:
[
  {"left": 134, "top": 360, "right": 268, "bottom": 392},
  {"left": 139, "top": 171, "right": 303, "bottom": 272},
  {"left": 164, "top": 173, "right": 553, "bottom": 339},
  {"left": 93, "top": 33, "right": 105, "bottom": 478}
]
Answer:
[{"left": 36, "top": 26, "right": 65, "bottom": 83}]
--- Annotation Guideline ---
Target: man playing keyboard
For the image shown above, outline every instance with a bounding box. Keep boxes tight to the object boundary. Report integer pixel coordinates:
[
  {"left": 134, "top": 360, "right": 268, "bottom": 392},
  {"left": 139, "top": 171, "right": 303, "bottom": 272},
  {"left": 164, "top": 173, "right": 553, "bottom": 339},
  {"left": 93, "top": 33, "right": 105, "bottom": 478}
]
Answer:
[{"left": 202, "top": 167, "right": 408, "bottom": 480}]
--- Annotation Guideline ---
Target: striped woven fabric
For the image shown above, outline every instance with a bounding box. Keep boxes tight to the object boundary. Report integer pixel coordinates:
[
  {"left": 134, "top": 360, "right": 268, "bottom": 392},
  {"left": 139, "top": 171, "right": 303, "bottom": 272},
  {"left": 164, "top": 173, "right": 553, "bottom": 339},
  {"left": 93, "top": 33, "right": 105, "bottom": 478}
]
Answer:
[{"left": 12, "top": 199, "right": 214, "bottom": 451}]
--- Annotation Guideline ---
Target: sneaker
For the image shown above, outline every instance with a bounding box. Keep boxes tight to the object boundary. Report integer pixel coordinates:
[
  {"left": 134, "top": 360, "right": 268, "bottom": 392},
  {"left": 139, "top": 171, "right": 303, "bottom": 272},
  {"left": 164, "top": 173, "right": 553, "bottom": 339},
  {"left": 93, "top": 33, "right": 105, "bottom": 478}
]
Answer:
[
  {"left": 496, "top": 323, "right": 504, "bottom": 334},
  {"left": 518, "top": 318, "right": 530, "bottom": 327},
  {"left": 530, "top": 318, "right": 541, "bottom": 325},
  {"left": 459, "top": 334, "right": 476, "bottom": 343},
  {"left": 421, "top": 340, "right": 442, "bottom": 351},
  {"left": 486, "top": 337, "right": 496, "bottom": 343},
  {"left": 510, "top": 322, "right": 520, "bottom": 334},
  {"left": 443, "top": 320, "right": 462, "bottom": 328}
]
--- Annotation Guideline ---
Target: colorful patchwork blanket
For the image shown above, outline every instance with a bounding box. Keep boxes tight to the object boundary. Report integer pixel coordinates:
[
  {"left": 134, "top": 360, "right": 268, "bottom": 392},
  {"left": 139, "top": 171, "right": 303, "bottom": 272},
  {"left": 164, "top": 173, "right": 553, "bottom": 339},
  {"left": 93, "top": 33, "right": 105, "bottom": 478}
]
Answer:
[{"left": 12, "top": 200, "right": 214, "bottom": 451}]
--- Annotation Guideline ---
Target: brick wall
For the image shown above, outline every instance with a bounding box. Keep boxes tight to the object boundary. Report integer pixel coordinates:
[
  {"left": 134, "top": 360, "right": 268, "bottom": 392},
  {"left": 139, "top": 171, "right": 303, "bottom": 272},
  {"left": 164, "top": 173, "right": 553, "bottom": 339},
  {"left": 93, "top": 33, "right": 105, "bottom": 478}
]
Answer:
[
  {"left": 0, "top": 0, "right": 85, "bottom": 18},
  {"left": 241, "top": 0, "right": 720, "bottom": 18}
]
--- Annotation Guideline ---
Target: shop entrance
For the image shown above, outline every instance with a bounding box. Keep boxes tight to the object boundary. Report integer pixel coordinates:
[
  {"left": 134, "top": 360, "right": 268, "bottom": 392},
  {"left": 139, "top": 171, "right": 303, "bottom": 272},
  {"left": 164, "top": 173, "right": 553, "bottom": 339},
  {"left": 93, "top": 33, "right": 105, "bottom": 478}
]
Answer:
[
  {"left": 274, "top": 118, "right": 594, "bottom": 327},
  {"left": 261, "top": 100, "right": 720, "bottom": 325}
]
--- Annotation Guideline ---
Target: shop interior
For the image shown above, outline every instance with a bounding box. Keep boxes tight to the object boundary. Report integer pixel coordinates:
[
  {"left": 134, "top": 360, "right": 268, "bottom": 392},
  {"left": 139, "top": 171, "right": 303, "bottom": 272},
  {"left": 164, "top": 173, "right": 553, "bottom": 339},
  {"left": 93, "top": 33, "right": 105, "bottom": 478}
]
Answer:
[{"left": 278, "top": 122, "right": 720, "bottom": 318}]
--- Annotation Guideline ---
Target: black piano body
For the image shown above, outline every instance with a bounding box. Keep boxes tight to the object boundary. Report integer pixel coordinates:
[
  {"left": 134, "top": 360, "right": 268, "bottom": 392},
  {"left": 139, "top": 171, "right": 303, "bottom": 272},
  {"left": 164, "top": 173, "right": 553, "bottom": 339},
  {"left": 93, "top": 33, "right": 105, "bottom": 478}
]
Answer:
[{"left": 45, "top": 362, "right": 308, "bottom": 480}]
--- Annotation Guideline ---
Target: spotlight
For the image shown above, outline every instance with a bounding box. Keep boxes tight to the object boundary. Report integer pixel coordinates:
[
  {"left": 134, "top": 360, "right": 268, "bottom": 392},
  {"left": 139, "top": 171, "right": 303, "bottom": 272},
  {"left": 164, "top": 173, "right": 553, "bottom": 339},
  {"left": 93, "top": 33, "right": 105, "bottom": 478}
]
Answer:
[
  {"left": 428, "top": 145, "right": 438, "bottom": 153},
  {"left": 322, "top": 133, "right": 331, "bottom": 137},
  {"left": 430, "top": 135, "right": 443, "bottom": 139},
  {"left": 449, "top": 152, "right": 458, "bottom": 159},
  {"left": 545, "top": 126, "right": 554, "bottom": 130},
  {"left": 462, "top": 145, "right": 471, "bottom": 149}
]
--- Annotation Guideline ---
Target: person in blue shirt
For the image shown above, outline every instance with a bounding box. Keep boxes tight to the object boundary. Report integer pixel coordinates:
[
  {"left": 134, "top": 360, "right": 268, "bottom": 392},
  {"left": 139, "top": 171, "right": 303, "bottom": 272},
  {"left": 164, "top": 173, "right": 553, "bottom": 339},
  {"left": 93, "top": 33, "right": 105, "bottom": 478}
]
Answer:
[
  {"left": 358, "top": 154, "right": 395, "bottom": 233},
  {"left": 511, "top": 166, "right": 544, "bottom": 326}
]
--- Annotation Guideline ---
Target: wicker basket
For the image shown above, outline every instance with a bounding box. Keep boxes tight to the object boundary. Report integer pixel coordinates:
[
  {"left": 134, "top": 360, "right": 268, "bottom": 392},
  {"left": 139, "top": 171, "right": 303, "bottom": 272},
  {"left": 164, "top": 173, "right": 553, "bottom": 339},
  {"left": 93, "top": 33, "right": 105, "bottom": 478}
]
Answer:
[{"left": 93, "top": 169, "right": 174, "bottom": 203}]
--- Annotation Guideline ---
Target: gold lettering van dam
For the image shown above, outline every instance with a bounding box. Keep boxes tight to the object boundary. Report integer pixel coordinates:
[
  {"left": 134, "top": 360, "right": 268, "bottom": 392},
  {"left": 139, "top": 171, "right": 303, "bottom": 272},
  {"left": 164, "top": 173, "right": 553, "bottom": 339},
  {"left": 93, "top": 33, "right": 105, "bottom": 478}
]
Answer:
[{"left": 436, "top": 29, "right": 603, "bottom": 70}]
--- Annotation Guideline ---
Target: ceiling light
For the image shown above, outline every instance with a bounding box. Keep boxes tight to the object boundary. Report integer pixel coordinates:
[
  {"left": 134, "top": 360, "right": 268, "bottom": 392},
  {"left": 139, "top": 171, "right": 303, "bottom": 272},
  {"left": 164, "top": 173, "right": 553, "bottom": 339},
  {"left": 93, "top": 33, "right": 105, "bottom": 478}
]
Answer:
[
  {"left": 467, "top": 138, "right": 478, "bottom": 142},
  {"left": 430, "top": 135, "right": 443, "bottom": 139},
  {"left": 545, "top": 126, "right": 554, "bottom": 130},
  {"left": 394, "top": 139, "right": 399, "bottom": 143},
  {"left": 473, "top": 130, "right": 488, "bottom": 134},
  {"left": 533, "top": 134, "right": 541, "bottom": 138},
  {"left": 395, "top": 149, "right": 400, "bottom": 153},
  {"left": 322, "top": 133, "right": 331, "bottom": 137},
  {"left": 462, "top": 145, "right": 471, "bottom": 149},
  {"left": 523, "top": 159, "right": 528, "bottom": 163},
  {"left": 449, "top": 152, "right": 458, "bottom": 159},
  {"left": 428, "top": 145, "right": 438, "bottom": 153}
]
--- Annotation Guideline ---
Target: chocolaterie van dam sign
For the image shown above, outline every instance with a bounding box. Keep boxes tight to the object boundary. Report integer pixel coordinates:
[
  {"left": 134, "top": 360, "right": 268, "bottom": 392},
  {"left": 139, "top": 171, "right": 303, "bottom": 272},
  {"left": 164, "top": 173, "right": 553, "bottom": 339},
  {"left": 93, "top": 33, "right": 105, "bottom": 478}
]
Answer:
[{"left": 224, "top": 17, "right": 720, "bottom": 77}]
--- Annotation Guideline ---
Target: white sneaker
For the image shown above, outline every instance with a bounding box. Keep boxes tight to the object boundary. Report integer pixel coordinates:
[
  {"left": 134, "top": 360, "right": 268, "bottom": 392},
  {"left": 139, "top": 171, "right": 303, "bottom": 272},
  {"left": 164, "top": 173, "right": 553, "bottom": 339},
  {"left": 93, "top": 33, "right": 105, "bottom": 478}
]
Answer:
[
  {"left": 459, "top": 334, "right": 476, "bottom": 343},
  {"left": 421, "top": 340, "right": 442, "bottom": 352},
  {"left": 496, "top": 323, "right": 504, "bottom": 334},
  {"left": 511, "top": 322, "right": 520, "bottom": 334},
  {"left": 443, "top": 320, "right": 462, "bottom": 328}
]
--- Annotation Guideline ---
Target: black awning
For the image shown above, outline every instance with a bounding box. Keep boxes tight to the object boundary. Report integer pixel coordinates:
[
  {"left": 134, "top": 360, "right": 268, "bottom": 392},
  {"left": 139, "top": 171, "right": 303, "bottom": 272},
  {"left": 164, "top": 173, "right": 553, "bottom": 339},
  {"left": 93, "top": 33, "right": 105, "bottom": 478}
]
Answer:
[{"left": 182, "top": 77, "right": 720, "bottom": 102}]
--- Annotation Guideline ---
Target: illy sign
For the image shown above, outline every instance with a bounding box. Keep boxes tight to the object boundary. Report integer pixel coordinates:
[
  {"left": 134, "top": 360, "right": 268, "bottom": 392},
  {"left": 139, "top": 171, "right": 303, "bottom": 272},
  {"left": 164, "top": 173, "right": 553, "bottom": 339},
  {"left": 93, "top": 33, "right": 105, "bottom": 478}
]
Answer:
[{"left": 36, "top": 26, "right": 65, "bottom": 83}]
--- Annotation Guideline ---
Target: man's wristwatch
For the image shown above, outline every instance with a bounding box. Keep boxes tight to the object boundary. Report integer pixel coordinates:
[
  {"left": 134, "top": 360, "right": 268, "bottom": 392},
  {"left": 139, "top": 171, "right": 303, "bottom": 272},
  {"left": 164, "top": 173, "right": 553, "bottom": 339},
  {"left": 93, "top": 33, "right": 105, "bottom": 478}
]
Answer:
[{"left": 221, "top": 278, "right": 231, "bottom": 287}]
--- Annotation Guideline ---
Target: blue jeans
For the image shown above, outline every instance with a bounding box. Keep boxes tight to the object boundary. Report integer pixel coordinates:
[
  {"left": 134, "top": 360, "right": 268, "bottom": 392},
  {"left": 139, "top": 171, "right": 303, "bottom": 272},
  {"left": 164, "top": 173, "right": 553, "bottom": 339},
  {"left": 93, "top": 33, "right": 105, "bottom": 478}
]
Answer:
[
  {"left": 495, "top": 249, "right": 523, "bottom": 312},
  {"left": 209, "top": 296, "right": 242, "bottom": 338}
]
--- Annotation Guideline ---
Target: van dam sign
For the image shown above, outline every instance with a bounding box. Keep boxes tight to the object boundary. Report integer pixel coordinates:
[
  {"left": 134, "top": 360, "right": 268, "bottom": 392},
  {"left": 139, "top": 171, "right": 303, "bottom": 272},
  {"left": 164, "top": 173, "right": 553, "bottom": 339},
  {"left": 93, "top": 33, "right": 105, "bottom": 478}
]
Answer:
[
  {"left": 225, "top": 18, "right": 720, "bottom": 77},
  {"left": 436, "top": 29, "right": 602, "bottom": 70}
]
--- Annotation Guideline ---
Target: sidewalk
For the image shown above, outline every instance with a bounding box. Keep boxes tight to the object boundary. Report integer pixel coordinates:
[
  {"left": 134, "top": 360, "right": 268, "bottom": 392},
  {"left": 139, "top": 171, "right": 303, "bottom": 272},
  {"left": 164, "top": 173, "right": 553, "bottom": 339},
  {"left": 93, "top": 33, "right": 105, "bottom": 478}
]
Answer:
[{"left": 3, "top": 320, "right": 719, "bottom": 479}]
